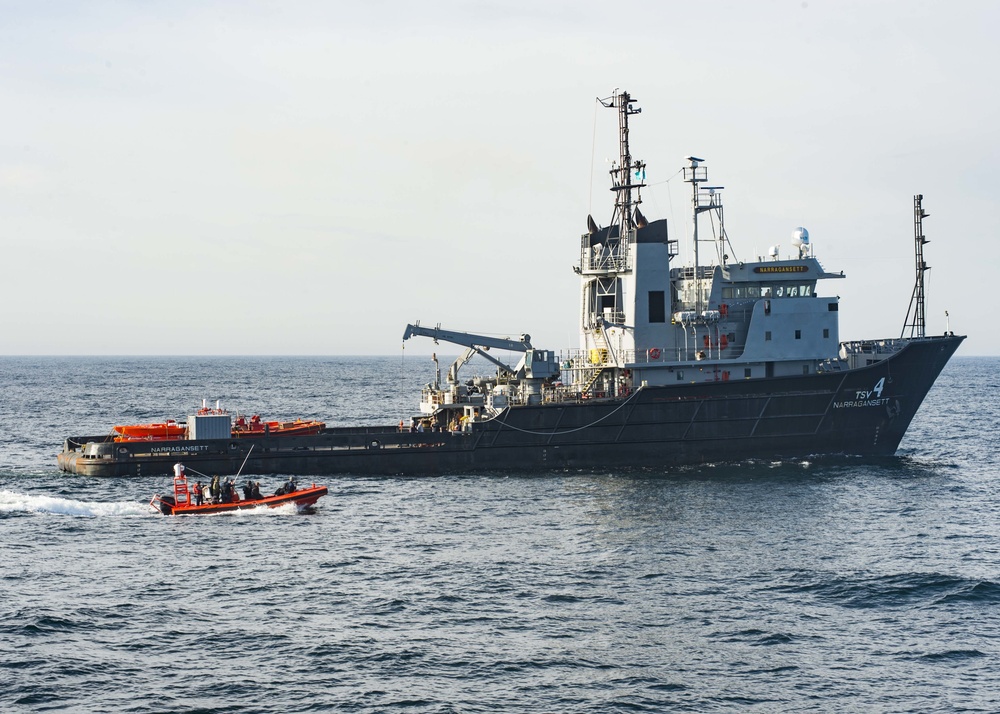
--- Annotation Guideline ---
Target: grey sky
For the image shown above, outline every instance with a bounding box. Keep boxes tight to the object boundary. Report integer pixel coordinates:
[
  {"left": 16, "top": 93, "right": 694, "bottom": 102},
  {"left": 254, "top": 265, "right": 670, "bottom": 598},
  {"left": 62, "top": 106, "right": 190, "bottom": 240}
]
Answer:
[{"left": 2, "top": 1, "right": 995, "bottom": 355}]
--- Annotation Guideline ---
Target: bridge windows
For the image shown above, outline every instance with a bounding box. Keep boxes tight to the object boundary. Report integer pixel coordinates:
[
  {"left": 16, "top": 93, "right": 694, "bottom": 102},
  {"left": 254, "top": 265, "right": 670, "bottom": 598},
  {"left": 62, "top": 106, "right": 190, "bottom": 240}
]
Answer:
[
  {"left": 721, "top": 283, "right": 815, "bottom": 299},
  {"left": 722, "top": 286, "right": 761, "bottom": 299}
]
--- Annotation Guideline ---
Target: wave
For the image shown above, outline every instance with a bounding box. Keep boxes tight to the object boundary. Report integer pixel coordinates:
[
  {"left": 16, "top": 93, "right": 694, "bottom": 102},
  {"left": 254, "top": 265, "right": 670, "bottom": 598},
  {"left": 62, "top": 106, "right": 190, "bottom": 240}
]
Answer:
[
  {"left": 917, "top": 649, "right": 986, "bottom": 662},
  {"left": 772, "top": 570, "right": 1000, "bottom": 608},
  {"left": 933, "top": 579, "right": 1000, "bottom": 605},
  {"left": 713, "top": 628, "right": 806, "bottom": 647},
  {"left": 0, "top": 489, "right": 151, "bottom": 518}
]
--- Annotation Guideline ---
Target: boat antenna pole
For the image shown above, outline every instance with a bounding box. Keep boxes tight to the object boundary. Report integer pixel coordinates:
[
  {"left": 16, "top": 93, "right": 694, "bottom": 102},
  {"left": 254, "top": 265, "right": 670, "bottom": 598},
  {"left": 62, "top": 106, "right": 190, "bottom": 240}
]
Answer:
[
  {"left": 235, "top": 444, "right": 255, "bottom": 480},
  {"left": 901, "top": 194, "right": 929, "bottom": 338},
  {"left": 598, "top": 90, "right": 645, "bottom": 248},
  {"left": 683, "top": 156, "right": 709, "bottom": 313}
]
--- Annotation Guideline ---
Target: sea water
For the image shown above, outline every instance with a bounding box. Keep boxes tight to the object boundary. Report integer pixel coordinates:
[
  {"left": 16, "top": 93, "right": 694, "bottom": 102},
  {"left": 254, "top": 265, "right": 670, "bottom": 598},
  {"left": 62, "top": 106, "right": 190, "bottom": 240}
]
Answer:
[{"left": 0, "top": 356, "right": 997, "bottom": 713}]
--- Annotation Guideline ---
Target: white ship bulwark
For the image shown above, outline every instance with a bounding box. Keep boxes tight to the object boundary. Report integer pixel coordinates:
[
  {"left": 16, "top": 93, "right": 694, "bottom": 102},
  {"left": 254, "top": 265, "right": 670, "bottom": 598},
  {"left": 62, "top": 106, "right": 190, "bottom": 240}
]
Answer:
[{"left": 58, "top": 91, "right": 964, "bottom": 477}]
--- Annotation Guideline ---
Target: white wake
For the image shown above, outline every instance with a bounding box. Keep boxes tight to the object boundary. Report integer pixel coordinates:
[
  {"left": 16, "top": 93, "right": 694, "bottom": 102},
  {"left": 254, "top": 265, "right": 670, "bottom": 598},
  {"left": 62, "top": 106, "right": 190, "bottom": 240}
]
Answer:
[{"left": 0, "top": 489, "right": 152, "bottom": 517}]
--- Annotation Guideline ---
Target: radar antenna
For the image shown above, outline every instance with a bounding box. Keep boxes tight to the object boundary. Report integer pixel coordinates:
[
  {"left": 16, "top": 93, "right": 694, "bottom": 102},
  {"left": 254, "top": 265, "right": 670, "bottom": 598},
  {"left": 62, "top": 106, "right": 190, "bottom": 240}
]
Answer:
[{"left": 901, "top": 194, "right": 930, "bottom": 338}]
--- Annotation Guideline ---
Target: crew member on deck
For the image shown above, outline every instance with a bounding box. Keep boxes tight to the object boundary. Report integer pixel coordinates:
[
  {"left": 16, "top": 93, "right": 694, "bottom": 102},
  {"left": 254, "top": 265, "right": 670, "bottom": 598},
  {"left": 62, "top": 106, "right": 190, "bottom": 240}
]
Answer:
[{"left": 192, "top": 481, "right": 203, "bottom": 506}]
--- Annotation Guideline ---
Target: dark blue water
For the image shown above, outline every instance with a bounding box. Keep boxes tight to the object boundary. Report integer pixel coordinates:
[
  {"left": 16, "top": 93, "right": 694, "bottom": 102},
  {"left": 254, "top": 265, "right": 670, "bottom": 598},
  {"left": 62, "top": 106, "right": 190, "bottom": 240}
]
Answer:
[{"left": 1, "top": 356, "right": 997, "bottom": 712}]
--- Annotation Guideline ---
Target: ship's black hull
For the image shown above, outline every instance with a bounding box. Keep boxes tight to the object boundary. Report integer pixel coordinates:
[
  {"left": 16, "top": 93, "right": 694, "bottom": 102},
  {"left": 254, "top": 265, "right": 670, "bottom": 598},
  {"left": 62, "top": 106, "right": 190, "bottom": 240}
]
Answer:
[{"left": 57, "top": 335, "right": 963, "bottom": 477}]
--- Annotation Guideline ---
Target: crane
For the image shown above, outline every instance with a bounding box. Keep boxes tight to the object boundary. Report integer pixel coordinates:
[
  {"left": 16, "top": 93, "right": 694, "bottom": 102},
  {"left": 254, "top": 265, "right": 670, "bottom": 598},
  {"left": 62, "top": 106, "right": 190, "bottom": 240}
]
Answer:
[{"left": 402, "top": 323, "right": 534, "bottom": 386}]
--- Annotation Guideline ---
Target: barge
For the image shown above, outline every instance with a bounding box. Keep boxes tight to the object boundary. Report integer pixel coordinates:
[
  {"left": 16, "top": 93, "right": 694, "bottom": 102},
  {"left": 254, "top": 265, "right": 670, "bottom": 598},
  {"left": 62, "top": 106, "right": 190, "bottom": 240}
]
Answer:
[{"left": 58, "top": 90, "right": 963, "bottom": 478}]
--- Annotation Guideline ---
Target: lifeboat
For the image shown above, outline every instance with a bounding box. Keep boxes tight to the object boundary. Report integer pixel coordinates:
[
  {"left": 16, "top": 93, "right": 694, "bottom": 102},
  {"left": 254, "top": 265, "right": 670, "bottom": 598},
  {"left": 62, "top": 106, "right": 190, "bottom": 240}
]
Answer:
[
  {"left": 113, "top": 420, "right": 186, "bottom": 440},
  {"left": 113, "top": 433, "right": 185, "bottom": 442},
  {"left": 149, "top": 464, "right": 328, "bottom": 516},
  {"left": 231, "top": 415, "right": 325, "bottom": 438}
]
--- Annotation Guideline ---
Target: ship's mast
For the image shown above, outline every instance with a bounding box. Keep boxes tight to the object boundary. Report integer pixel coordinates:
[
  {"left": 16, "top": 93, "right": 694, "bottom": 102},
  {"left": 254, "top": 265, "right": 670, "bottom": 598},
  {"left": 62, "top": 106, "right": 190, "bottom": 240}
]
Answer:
[
  {"left": 901, "top": 194, "right": 929, "bottom": 339},
  {"left": 599, "top": 91, "right": 646, "bottom": 244},
  {"left": 683, "top": 157, "right": 711, "bottom": 313},
  {"left": 684, "top": 157, "right": 705, "bottom": 273}
]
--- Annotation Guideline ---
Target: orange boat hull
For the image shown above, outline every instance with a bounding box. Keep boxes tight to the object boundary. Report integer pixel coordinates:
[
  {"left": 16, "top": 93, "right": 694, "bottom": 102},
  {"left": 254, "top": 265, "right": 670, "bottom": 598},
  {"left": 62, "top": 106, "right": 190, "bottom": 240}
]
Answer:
[
  {"left": 150, "top": 485, "right": 328, "bottom": 516},
  {"left": 114, "top": 422, "right": 186, "bottom": 438},
  {"left": 231, "top": 420, "right": 325, "bottom": 438},
  {"left": 114, "top": 434, "right": 185, "bottom": 442}
]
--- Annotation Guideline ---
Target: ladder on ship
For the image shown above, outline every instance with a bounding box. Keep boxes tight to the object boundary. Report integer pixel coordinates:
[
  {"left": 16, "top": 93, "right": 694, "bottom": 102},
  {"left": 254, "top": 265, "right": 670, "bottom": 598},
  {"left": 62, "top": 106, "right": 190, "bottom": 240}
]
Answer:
[
  {"left": 901, "top": 194, "right": 929, "bottom": 339},
  {"left": 583, "top": 366, "right": 608, "bottom": 396},
  {"left": 581, "top": 327, "right": 614, "bottom": 396}
]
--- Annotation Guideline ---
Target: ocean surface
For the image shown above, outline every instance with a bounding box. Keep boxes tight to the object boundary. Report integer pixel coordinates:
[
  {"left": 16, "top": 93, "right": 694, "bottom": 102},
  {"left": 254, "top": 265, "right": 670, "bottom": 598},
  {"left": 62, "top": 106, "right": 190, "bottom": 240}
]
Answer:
[{"left": 1, "top": 355, "right": 997, "bottom": 713}]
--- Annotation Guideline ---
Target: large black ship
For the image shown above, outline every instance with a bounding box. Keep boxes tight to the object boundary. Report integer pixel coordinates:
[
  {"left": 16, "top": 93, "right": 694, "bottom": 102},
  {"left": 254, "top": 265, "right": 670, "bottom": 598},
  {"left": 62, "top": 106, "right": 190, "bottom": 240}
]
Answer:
[{"left": 58, "top": 90, "right": 963, "bottom": 477}]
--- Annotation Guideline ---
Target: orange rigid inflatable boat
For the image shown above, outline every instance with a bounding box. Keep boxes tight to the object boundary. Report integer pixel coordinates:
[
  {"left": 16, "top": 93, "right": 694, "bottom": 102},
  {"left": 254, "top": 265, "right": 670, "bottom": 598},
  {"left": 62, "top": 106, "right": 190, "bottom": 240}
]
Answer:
[
  {"left": 231, "top": 415, "right": 325, "bottom": 438},
  {"left": 149, "top": 464, "right": 328, "bottom": 516},
  {"left": 113, "top": 420, "right": 186, "bottom": 440}
]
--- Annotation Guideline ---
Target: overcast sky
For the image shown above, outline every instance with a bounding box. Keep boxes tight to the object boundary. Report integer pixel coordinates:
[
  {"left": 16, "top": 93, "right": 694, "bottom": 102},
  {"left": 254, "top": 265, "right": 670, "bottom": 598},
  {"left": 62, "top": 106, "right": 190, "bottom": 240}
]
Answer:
[{"left": 2, "top": 0, "right": 995, "bottom": 355}]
